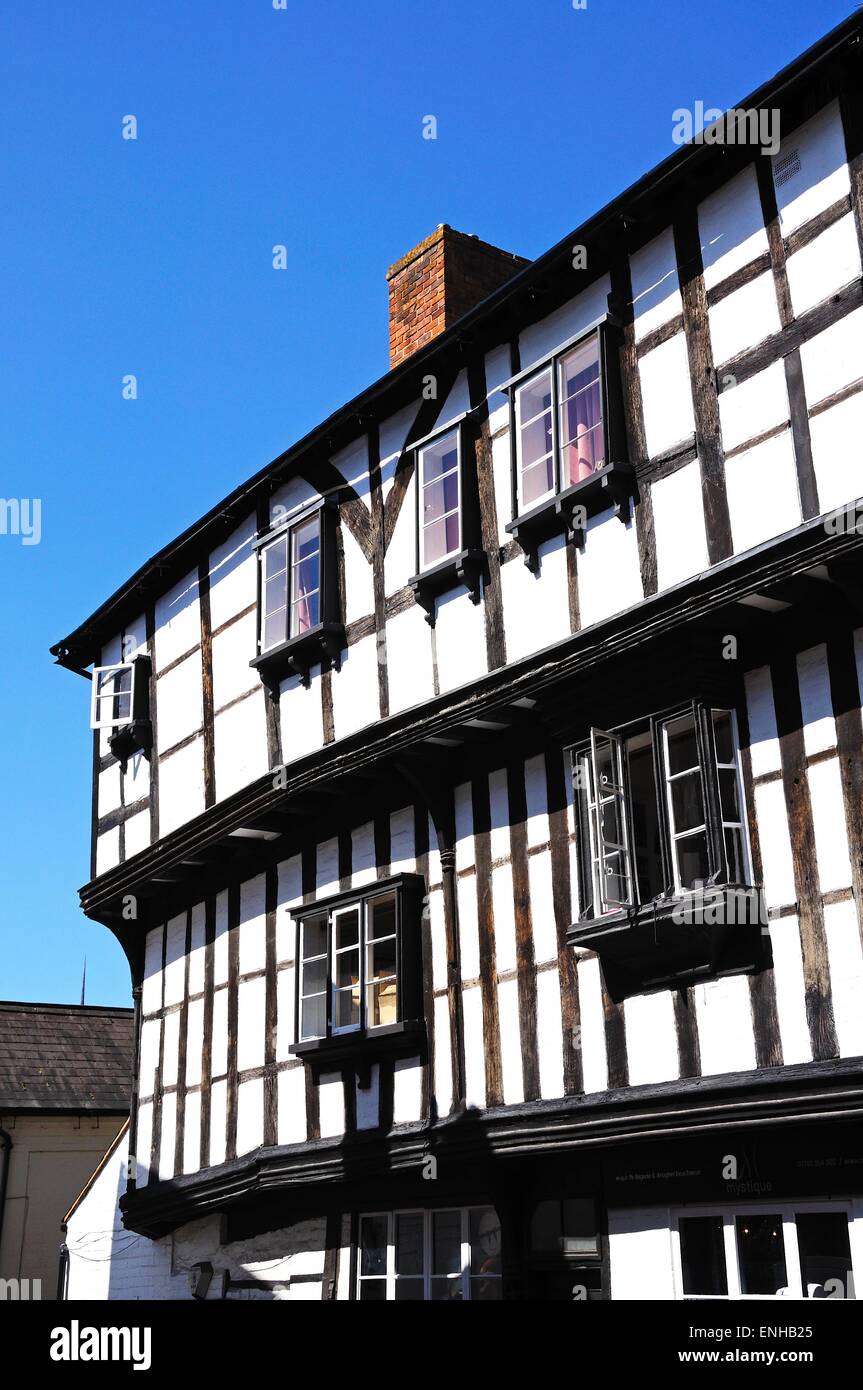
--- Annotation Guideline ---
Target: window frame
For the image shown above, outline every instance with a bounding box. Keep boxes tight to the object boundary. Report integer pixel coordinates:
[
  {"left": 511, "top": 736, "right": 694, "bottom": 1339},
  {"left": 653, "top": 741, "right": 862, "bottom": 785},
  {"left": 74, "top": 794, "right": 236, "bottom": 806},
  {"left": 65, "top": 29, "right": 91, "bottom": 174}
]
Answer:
[
  {"left": 90, "top": 657, "right": 147, "bottom": 731},
  {"left": 251, "top": 497, "right": 343, "bottom": 685},
  {"left": 258, "top": 512, "right": 323, "bottom": 656},
  {"left": 416, "top": 424, "right": 464, "bottom": 574},
  {"left": 670, "top": 1201, "right": 857, "bottom": 1302},
  {"left": 408, "top": 417, "right": 484, "bottom": 617},
  {"left": 356, "top": 1206, "right": 503, "bottom": 1302},
  {"left": 572, "top": 702, "right": 753, "bottom": 922},
  {"left": 290, "top": 873, "right": 424, "bottom": 1051}
]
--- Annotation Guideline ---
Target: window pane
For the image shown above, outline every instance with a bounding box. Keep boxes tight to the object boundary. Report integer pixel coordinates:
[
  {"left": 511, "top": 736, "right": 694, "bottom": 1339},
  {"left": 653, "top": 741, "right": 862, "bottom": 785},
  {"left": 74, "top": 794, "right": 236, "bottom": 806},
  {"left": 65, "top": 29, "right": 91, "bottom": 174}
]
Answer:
[
  {"left": 712, "top": 710, "right": 734, "bottom": 764},
  {"left": 334, "top": 949, "right": 360, "bottom": 989},
  {"left": 290, "top": 590, "right": 319, "bottom": 636},
  {"left": 719, "top": 767, "right": 740, "bottom": 822},
  {"left": 293, "top": 516, "right": 320, "bottom": 561},
  {"left": 628, "top": 742, "right": 665, "bottom": 900},
  {"left": 735, "top": 1215, "right": 788, "bottom": 1295},
  {"left": 518, "top": 370, "right": 552, "bottom": 425},
  {"left": 263, "top": 610, "right": 287, "bottom": 652},
  {"left": 675, "top": 831, "right": 710, "bottom": 890},
  {"left": 335, "top": 909, "right": 360, "bottom": 950},
  {"left": 680, "top": 1217, "right": 728, "bottom": 1296},
  {"left": 796, "top": 1213, "right": 854, "bottom": 1299},
  {"left": 558, "top": 339, "right": 602, "bottom": 485},
  {"left": 290, "top": 555, "right": 319, "bottom": 607},
  {"left": 395, "top": 1213, "right": 424, "bottom": 1277},
  {"left": 264, "top": 573, "right": 288, "bottom": 619},
  {"left": 334, "top": 987, "right": 360, "bottom": 1030},
  {"left": 469, "top": 1208, "right": 502, "bottom": 1278},
  {"left": 430, "top": 1277, "right": 464, "bottom": 1300},
  {"left": 302, "top": 915, "right": 327, "bottom": 961},
  {"left": 521, "top": 456, "right": 554, "bottom": 507},
  {"left": 432, "top": 1211, "right": 462, "bottom": 1276},
  {"left": 368, "top": 894, "right": 396, "bottom": 940},
  {"left": 666, "top": 715, "right": 699, "bottom": 775},
  {"left": 423, "top": 473, "right": 460, "bottom": 525},
  {"left": 263, "top": 535, "right": 288, "bottom": 579},
  {"left": 671, "top": 771, "right": 705, "bottom": 833},
  {"left": 301, "top": 994, "right": 326, "bottom": 1040},
  {"left": 301, "top": 958, "right": 326, "bottom": 996},
  {"left": 725, "top": 827, "right": 745, "bottom": 883},
  {"left": 359, "top": 1213, "right": 387, "bottom": 1272},
  {"left": 421, "top": 433, "right": 459, "bottom": 484},
  {"left": 368, "top": 936, "right": 396, "bottom": 981},
  {"left": 394, "top": 1279, "right": 424, "bottom": 1301},
  {"left": 359, "top": 1280, "right": 386, "bottom": 1301},
  {"left": 601, "top": 851, "right": 629, "bottom": 907},
  {"left": 520, "top": 415, "right": 553, "bottom": 471},
  {"left": 471, "top": 1277, "right": 502, "bottom": 1300},
  {"left": 560, "top": 1199, "right": 599, "bottom": 1256},
  {"left": 368, "top": 979, "right": 398, "bottom": 1027},
  {"left": 422, "top": 512, "right": 460, "bottom": 566}
]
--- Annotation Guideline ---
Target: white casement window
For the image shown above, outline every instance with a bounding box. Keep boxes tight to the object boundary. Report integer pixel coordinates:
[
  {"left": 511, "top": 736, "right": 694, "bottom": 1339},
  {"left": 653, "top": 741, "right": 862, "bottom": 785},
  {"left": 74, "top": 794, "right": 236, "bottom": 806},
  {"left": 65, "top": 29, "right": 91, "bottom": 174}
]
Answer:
[
  {"left": 514, "top": 331, "right": 605, "bottom": 514},
  {"left": 672, "top": 1203, "right": 857, "bottom": 1300},
  {"left": 260, "top": 513, "right": 321, "bottom": 654},
  {"left": 574, "top": 705, "right": 751, "bottom": 918},
  {"left": 296, "top": 887, "right": 400, "bottom": 1042},
  {"left": 90, "top": 661, "right": 139, "bottom": 730},
  {"left": 357, "top": 1207, "right": 503, "bottom": 1301},
  {"left": 419, "top": 428, "right": 461, "bottom": 570}
]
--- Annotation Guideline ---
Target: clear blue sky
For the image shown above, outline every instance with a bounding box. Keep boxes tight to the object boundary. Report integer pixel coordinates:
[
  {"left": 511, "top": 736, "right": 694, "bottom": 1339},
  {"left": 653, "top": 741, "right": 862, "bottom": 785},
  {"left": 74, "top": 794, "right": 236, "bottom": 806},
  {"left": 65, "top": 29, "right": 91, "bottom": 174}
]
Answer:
[{"left": 0, "top": 0, "right": 853, "bottom": 1007}]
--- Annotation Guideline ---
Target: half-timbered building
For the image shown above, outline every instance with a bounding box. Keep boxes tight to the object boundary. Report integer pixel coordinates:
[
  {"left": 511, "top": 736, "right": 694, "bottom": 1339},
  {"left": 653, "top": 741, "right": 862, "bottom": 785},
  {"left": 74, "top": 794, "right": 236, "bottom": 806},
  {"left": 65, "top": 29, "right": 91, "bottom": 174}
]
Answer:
[{"left": 55, "top": 16, "right": 863, "bottom": 1300}]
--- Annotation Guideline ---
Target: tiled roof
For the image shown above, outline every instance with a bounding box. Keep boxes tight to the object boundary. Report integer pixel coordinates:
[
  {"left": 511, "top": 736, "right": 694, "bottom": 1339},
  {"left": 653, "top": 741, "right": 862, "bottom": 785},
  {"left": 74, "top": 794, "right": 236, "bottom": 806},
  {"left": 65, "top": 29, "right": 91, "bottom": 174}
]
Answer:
[{"left": 0, "top": 1001, "right": 133, "bottom": 1112}]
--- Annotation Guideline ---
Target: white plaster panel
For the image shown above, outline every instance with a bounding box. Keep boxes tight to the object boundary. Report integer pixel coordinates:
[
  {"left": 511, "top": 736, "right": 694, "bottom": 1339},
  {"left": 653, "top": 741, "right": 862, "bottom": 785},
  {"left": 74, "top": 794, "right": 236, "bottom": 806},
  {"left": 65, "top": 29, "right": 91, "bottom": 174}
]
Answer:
[
  {"left": 214, "top": 690, "right": 268, "bottom": 800},
  {"left": 624, "top": 991, "right": 679, "bottom": 1087},
  {"left": 277, "top": 1066, "right": 307, "bottom": 1146},
  {"left": 269, "top": 477, "right": 321, "bottom": 526},
  {"left": 164, "top": 912, "right": 187, "bottom": 1007},
  {"left": 577, "top": 956, "right": 608, "bottom": 1094},
  {"left": 755, "top": 779, "right": 796, "bottom": 910},
  {"left": 207, "top": 515, "right": 257, "bottom": 632},
  {"left": 773, "top": 101, "right": 851, "bottom": 237},
  {"left": 462, "top": 986, "right": 486, "bottom": 1111},
  {"left": 786, "top": 214, "right": 861, "bottom": 318},
  {"left": 386, "top": 603, "right": 434, "bottom": 717},
  {"left": 392, "top": 1056, "right": 423, "bottom": 1125},
  {"left": 797, "top": 645, "right": 836, "bottom": 755},
  {"left": 183, "top": 1091, "right": 201, "bottom": 1175},
  {"left": 708, "top": 273, "right": 781, "bottom": 367},
  {"left": 725, "top": 432, "right": 800, "bottom": 554},
  {"left": 524, "top": 755, "right": 549, "bottom": 848},
  {"left": 279, "top": 671, "right": 325, "bottom": 763},
  {"left": 695, "top": 975, "right": 756, "bottom": 1075},
  {"left": 438, "top": 368, "right": 471, "bottom": 426},
  {"left": 188, "top": 902, "right": 206, "bottom": 994},
  {"left": 609, "top": 1211, "right": 676, "bottom": 1301},
  {"left": 799, "top": 306, "right": 863, "bottom": 405},
  {"left": 154, "top": 571, "right": 201, "bottom": 672},
  {"left": 491, "top": 426, "right": 514, "bottom": 547},
  {"left": 379, "top": 402, "right": 420, "bottom": 480},
  {"left": 236, "top": 1078, "right": 264, "bottom": 1156},
  {"left": 454, "top": 780, "right": 474, "bottom": 870},
  {"left": 808, "top": 758, "right": 852, "bottom": 893},
  {"left": 239, "top": 873, "right": 267, "bottom": 976},
  {"left": 158, "top": 1096, "right": 175, "bottom": 1182},
  {"left": 458, "top": 874, "right": 480, "bottom": 982},
  {"left": 639, "top": 332, "right": 696, "bottom": 456},
  {"left": 718, "top": 361, "right": 789, "bottom": 451},
  {"left": 501, "top": 534, "right": 570, "bottom": 663},
  {"left": 768, "top": 915, "right": 812, "bottom": 1066},
  {"left": 383, "top": 470, "right": 416, "bottom": 595},
  {"left": 434, "top": 587, "right": 487, "bottom": 693},
  {"left": 122, "top": 748, "right": 150, "bottom": 807},
  {"left": 491, "top": 861, "right": 517, "bottom": 976},
  {"left": 162, "top": 1010, "right": 180, "bottom": 1089},
  {"left": 139, "top": 1018, "right": 161, "bottom": 1098},
  {"left": 342, "top": 524, "right": 374, "bottom": 625},
  {"left": 355, "top": 1065, "right": 380, "bottom": 1131},
  {"left": 497, "top": 977, "right": 524, "bottom": 1106},
  {"left": 276, "top": 855, "right": 302, "bottom": 963},
  {"left": 699, "top": 165, "right": 770, "bottom": 290},
  {"left": 518, "top": 275, "right": 611, "bottom": 367},
  {"left": 745, "top": 666, "right": 781, "bottom": 776},
  {"left": 331, "top": 636, "right": 379, "bottom": 740},
  {"left": 209, "top": 1080, "right": 227, "bottom": 1167},
  {"left": 316, "top": 837, "right": 340, "bottom": 899},
  {"left": 433, "top": 993, "right": 452, "bottom": 1115},
  {"left": 528, "top": 851, "right": 557, "bottom": 966},
  {"left": 652, "top": 460, "right": 710, "bottom": 590},
  {"left": 536, "top": 967, "right": 564, "bottom": 1101},
  {"left": 211, "top": 986, "right": 229, "bottom": 1078},
  {"left": 95, "top": 827, "right": 120, "bottom": 876},
  {"left": 212, "top": 610, "right": 258, "bottom": 710},
  {"left": 578, "top": 512, "right": 644, "bottom": 629},
  {"left": 389, "top": 806, "right": 415, "bottom": 874},
  {"left": 630, "top": 228, "right": 682, "bottom": 340},
  {"left": 238, "top": 977, "right": 267, "bottom": 1073},
  {"left": 142, "top": 927, "right": 164, "bottom": 1016},
  {"left": 824, "top": 898, "right": 863, "bottom": 1059},
  {"left": 489, "top": 769, "right": 510, "bottom": 863},
  {"left": 186, "top": 997, "right": 204, "bottom": 1087},
  {"left": 318, "top": 1073, "right": 344, "bottom": 1139},
  {"left": 158, "top": 737, "right": 205, "bottom": 837},
  {"left": 157, "top": 651, "right": 203, "bottom": 752},
  {"left": 332, "top": 435, "right": 370, "bottom": 503},
  {"left": 276, "top": 964, "right": 295, "bottom": 1060},
  {"left": 136, "top": 1102, "right": 153, "bottom": 1187},
  {"left": 213, "top": 889, "right": 229, "bottom": 987},
  {"left": 351, "top": 821, "right": 376, "bottom": 886},
  {"left": 809, "top": 391, "right": 863, "bottom": 515},
  {"left": 98, "top": 763, "right": 122, "bottom": 818},
  {"left": 124, "top": 809, "right": 150, "bottom": 860},
  {"left": 429, "top": 886, "right": 447, "bottom": 993}
]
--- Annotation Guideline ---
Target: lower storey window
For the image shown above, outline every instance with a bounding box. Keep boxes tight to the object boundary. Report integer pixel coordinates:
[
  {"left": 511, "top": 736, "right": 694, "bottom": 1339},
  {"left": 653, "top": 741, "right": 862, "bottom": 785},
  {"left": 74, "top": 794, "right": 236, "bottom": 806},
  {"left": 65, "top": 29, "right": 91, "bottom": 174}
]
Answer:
[
  {"left": 358, "top": 1207, "right": 502, "bottom": 1300},
  {"left": 675, "top": 1205, "right": 856, "bottom": 1300}
]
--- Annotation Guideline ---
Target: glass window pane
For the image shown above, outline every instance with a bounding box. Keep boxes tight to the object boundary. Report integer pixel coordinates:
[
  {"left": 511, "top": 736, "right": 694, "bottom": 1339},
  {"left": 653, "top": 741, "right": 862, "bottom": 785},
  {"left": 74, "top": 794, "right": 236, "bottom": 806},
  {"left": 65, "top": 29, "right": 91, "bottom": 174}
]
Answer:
[
  {"left": 301, "top": 958, "right": 326, "bottom": 996},
  {"left": 293, "top": 517, "right": 320, "bottom": 560},
  {"left": 302, "top": 915, "right": 327, "bottom": 960},
  {"left": 628, "top": 742, "right": 665, "bottom": 901},
  {"left": 430, "top": 1277, "right": 464, "bottom": 1300},
  {"left": 594, "top": 739, "right": 624, "bottom": 794},
  {"left": 335, "top": 909, "right": 360, "bottom": 950},
  {"left": 518, "top": 370, "right": 552, "bottom": 424},
  {"left": 421, "top": 434, "right": 459, "bottom": 483},
  {"left": 432, "top": 1210, "right": 462, "bottom": 1276},
  {"left": 666, "top": 715, "right": 700, "bottom": 775},
  {"left": 735, "top": 1215, "right": 788, "bottom": 1295},
  {"left": 263, "top": 611, "right": 287, "bottom": 652},
  {"left": 359, "top": 1280, "right": 387, "bottom": 1301},
  {"left": 519, "top": 414, "right": 553, "bottom": 471},
  {"left": 521, "top": 456, "right": 554, "bottom": 507},
  {"left": 395, "top": 1213, "right": 424, "bottom": 1277},
  {"left": 334, "top": 949, "right": 360, "bottom": 989},
  {"left": 796, "top": 1213, "right": 854, "bottom": 1299},
  {"left": 712, "top": 710, "right": 734, "bottom": 764},
  {"left": 675, "top": 831, "right": 711, "bottom": 890},
  {"left": 334, "top": 987, "right": 360, "bottom": 1030},
  {"left": 263, "top": 536, "right": 288, "bottom": 579},
  {"left": 719, "top": 767, "right": 740, "bottom": 822},
  {"left": 368, "top": 979, "right": 398, "bottom": 1027},
  {"left": 368, "top": 894, "right": 396, "bottom": 940},
  {"left": 469, "top": 1208, "right": 502, "bottom": 1278},
  {"left": 422, "top": 472, "right": 459, "bottom": 525},
  {"left": 264, "top": 572, "right": 288, "bottom": 619},
  {"left": 562, "top": 421, "right": 604, "bottom": 486},
  {"left": 671, "top": 771, "right": 705, "bottom": 833},
  {"left": 368, "top": 936, "right": 396, "bottom": 981},
  {"left": 560, "top": 1199, "right": 599, "bottom": 1255},
  {"left": 301, "top": 994, "right": 326, "bottom": 1040},
  {"left": 680, "top": 1217, "right": 728, "bottom": 1296},
  {"left": 470, "top": 1277, "right": 502, "bottom": 1301},
  {"left": 422, "top": 513, "right": 460, "bottom": 566},
  {"left": 290, "top": 554, "right": 319, "bottom": 606},
  {"left": 725, "top": 827, "right": 745, "bottom": 883},
  {"left": 394, "top": 1279, "right": 424, "bottom": 1301},
  {"left": 290, "top": 590, "right": 319, "bottom": 636},
  {"left": 558, "top": 338, "right": 599, "bottom": 405}
]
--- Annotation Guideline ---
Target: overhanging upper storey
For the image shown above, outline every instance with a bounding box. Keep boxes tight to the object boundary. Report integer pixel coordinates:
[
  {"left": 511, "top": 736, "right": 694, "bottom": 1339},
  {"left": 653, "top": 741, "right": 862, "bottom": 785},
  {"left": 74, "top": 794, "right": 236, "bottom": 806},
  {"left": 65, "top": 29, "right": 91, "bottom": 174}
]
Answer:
[{"left": 51, "top": 14, "right": 863, "bottom": 899}]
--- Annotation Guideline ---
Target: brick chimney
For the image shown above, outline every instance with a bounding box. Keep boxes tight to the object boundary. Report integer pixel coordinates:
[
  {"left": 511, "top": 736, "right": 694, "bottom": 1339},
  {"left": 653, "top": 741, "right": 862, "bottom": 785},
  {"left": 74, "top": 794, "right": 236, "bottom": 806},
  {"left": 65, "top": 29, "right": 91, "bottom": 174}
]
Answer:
[{"left": 387, "top": 224, "right": 529, "bottom": 368}]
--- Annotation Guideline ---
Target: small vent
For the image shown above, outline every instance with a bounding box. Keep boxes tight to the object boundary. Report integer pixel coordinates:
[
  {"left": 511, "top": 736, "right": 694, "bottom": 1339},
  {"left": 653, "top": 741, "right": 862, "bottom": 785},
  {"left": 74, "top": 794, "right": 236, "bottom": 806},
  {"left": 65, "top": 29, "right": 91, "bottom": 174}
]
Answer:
[{"left": 774, "top": 148, "right": 801, "bottom": 187}]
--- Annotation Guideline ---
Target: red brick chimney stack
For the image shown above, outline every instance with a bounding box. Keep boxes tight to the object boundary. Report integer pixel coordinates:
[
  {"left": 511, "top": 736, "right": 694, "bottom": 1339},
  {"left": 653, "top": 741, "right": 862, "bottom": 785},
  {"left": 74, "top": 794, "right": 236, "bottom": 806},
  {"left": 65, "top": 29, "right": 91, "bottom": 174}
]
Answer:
[{"left": 387, "top": 224, "right": 529, "bottom": 369}]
